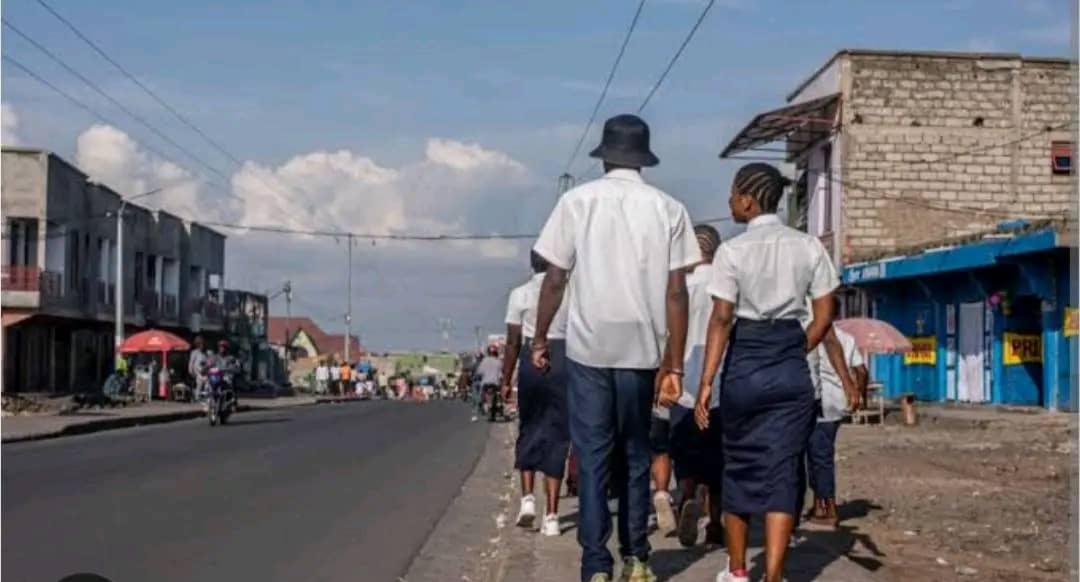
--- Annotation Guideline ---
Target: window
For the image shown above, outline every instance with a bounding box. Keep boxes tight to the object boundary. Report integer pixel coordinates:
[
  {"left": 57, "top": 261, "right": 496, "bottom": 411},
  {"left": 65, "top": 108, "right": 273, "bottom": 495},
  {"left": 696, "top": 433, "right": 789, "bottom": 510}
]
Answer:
[{"left": 1052, "top": 141, "right": 1073, "bottom": 175}]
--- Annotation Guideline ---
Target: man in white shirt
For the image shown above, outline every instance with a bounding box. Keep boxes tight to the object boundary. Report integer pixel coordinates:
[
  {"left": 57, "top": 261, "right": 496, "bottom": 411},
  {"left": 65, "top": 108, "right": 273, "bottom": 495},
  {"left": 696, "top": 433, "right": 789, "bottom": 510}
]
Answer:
[
  {"left": 531, "top": 114, "right": 700, "bottom": 582},
  {"left": 328, "top": 361, "right": 341, "bottom": 396},
  {"left": 805, "top": 322, "right": 866, "bottom": 526}
]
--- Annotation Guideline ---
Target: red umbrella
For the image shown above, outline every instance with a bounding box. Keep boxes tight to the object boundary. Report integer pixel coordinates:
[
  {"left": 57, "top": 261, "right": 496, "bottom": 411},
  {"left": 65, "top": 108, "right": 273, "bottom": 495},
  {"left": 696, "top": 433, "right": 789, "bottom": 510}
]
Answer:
[
  {"left": 119, "top": 329, "right": 191, "bottom": 354},
  {"left": 834, "top": 318, "right": 912, "bottom": 354}
]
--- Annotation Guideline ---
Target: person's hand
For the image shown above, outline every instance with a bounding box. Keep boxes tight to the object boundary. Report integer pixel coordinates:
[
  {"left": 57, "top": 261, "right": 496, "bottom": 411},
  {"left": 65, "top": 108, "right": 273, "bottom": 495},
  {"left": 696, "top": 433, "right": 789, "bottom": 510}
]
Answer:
[
  {"left": 845, "top": 385, "right": 864, "bottom": 411},
  {"left": 501, "top": 384, "right": 513, "bottom": 402},
  {"left": 654, "top": 369, "right": 682, "bottom": 408},
  {"left": 531, "top": 338, "right": 550, "bottom": 373},
  {"left": 694, "top": 384, "right": 712, "bottom": 430},
  {"left": 694, "top": 401, "right": 710, "bottom": 431}
]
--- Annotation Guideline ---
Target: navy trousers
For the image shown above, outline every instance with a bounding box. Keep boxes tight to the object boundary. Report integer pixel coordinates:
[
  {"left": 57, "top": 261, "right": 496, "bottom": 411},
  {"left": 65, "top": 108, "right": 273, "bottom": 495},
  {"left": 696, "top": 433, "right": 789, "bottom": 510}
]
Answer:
[
  {"left": 566, "top": 358, "right": 655, "bottom": 582},
  {"left": 806, "top": 420, "right": 840, "bottom": 499}
]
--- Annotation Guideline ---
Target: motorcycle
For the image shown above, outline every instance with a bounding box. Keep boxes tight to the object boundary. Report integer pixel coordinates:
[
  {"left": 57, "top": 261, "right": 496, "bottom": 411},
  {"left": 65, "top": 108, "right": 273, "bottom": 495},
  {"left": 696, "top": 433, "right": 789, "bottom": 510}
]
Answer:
[
  {"left": 482, "top": 383, "right": 503, "bottom": 422},
  {"left": 206, "top": 366, "right": 236, "bottom": 426}
]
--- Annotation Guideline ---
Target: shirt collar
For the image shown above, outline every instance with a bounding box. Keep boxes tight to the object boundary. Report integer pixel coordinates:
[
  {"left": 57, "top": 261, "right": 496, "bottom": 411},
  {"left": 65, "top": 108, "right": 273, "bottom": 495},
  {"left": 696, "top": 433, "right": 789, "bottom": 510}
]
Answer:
[
  {"left": 747, "top": 213, "right": 782, "bottom": 230},
  {"left": 603, "top": 168, "right": 645, "bottom": 183},
  {"left": 530, "top": 272, "right": 545, "bottom": 283}
]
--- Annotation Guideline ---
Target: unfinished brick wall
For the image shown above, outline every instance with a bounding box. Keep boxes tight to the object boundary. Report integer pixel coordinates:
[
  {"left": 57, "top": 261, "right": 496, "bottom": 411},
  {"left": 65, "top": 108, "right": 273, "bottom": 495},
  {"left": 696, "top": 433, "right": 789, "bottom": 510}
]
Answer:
[{"left": 839, "top": 53, "right": 1075, "bottom": 262}]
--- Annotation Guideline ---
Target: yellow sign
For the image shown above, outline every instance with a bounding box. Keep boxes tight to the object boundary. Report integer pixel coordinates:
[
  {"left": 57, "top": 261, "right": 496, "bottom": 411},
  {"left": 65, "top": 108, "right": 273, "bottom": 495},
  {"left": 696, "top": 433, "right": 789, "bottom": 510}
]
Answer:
[
  {"left": 904, "top": 336, "right": 937, "bottom": 365},
  {"left": 1066, "top": 308, "right": 1078, "bottom": 337},
  {"left": 1003, "top": 333, "right": 1042, "bottom": 365}
]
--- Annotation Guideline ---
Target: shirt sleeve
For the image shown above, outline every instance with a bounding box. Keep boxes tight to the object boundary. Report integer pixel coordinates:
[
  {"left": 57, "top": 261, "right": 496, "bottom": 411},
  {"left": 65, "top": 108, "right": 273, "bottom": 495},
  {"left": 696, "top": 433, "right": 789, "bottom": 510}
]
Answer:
[
  {"left": 504, "top": 287, "right": 525, "bottom": 326},
  {"left": 706, "top": 243, "right": 738, "bottom": 303},
  {"left": 533, "top": 197, "right": 576, "bottom": 270},
  {"left": 669, "top": 205, "right": 702, "bottom": 271},
  {"left": 808, "top": 238, "right": 840, "bottom": 299}
]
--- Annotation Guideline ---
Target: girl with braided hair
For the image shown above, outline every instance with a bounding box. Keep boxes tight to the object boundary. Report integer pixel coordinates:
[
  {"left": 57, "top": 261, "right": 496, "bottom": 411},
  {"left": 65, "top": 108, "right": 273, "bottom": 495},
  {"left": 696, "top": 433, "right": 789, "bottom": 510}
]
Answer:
[{"left": 694, "top": 163, "right": 840, "bottom": 582}]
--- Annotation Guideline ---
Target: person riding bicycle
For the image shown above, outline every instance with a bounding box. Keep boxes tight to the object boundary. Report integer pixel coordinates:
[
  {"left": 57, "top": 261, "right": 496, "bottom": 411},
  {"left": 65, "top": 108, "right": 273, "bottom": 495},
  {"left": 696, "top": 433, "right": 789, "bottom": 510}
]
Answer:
[{"left": 473, "top": 344, "right": 503, "bottom": 422}]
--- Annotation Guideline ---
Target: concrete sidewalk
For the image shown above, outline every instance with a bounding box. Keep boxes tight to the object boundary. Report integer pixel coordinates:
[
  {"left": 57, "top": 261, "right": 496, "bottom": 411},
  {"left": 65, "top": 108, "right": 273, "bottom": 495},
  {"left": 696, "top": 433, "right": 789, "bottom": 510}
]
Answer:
[
  {"left": 0, "top": 395, "right": 363, "bottom": 443},
  {"left": 403, "top": 420, "right": 885, "bottom": 582},
  {"left": 497, "top": 492, "right": 884, "bottom": 582}
]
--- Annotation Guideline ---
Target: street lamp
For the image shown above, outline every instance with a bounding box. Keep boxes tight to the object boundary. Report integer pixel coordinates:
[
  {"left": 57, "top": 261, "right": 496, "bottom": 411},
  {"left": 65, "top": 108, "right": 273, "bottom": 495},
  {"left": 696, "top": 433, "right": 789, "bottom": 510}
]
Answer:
[{"left": 113, "top": 188, "right": 163, "bottom": 364}]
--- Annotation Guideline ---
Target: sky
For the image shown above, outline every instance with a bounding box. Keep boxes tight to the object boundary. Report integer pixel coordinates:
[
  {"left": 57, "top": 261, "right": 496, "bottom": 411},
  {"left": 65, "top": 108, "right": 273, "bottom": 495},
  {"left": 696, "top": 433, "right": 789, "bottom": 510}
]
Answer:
[{"left": 1, "top": 0, "right": 1073, "bottom": 351}]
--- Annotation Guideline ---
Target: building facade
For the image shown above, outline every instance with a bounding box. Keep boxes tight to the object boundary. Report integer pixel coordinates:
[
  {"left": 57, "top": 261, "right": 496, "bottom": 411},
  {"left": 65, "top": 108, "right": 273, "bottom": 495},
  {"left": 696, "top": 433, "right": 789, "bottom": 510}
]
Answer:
[
  {"left": 723, "top": 49, "right": 1076, "bottom": 410},
  {"left": 2, "top": 147, "right": 227, "bottom": 392}
]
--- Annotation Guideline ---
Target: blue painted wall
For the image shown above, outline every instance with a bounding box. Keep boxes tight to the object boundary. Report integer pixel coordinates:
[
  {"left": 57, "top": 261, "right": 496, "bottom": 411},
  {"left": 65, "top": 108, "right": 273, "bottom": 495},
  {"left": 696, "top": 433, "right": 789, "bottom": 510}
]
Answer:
[{"left": 853, "top": 246, "right": 1072, "bottom": 410}]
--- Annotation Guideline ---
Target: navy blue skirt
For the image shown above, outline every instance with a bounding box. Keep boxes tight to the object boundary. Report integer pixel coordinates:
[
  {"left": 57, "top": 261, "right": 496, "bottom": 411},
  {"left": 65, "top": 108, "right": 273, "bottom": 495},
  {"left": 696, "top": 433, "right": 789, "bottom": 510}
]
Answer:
[
  {"left": 515, "top": 338, "right": 570, "bottom": 478},
  {"left": 719, "top": 319, "right": 815, "bottom": 515}
]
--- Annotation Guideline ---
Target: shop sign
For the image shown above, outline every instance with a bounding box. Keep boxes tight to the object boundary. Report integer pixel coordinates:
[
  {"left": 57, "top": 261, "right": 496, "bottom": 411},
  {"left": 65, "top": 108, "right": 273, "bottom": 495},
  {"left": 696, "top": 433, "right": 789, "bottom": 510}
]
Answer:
[
  {"left": 1066, "top": 307, "right": 1078, "bottom": 338},
  {"left": 904, "top": 336, "right": 937, "bottom": 365},
  {"left": 1003, "top": 333, "right": 1042, "bottom": 365}
]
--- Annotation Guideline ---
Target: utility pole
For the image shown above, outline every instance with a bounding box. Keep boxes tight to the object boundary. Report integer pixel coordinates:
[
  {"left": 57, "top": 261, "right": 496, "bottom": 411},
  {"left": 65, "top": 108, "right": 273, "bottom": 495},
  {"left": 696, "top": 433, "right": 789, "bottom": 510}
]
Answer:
[
  {"left": 283, "top": 280, "right": 292, "bottom": 373},
  {"left": 438, "top": 318, "right": 452, "bottom": 353},
  {"left": 557, "top": 173, "right": 575, "bottom": 197},
  {"left": 112, "top": 188, "right": 160, "bottom": 399},
  {"left": 345, "top": 234, "right": 353, "bottom": 363},
  {"left": 474, "top": 326, "right": 483, "bottom": 353}
]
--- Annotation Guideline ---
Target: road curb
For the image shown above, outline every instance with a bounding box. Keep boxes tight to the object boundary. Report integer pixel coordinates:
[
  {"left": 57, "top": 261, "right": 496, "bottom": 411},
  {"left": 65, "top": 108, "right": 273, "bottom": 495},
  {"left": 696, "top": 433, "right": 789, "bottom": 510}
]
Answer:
[{"left": 1, "top": 396, "right": 367, "bottom": 444}]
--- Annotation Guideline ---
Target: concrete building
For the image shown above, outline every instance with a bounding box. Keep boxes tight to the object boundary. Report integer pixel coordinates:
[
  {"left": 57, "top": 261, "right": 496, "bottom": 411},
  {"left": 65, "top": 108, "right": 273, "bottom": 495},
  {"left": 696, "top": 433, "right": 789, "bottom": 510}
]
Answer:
[
  {"left": 722, "top": 49, "right": 1076, "bottom": 410},
  {"left": 2, "top": 147, "right": 226, "bottom": 393}
]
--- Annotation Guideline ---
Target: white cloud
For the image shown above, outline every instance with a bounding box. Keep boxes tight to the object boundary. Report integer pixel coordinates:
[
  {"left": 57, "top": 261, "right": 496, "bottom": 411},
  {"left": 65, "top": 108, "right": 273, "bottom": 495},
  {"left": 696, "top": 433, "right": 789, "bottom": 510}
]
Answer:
[
  {"left": 2, "top": 103, "right": 22, "bottom": 145},
  {"left": 74, "top": 124, "right": 224, "bottom": 220}
]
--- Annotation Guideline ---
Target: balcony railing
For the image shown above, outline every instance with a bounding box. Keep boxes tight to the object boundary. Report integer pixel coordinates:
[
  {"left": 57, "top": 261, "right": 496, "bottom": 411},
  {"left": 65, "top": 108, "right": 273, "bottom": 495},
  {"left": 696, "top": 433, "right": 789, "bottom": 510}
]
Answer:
[
  {"left": 187, "top": 296, "right": 224, "bottom": 327},
  {"left": 3, "top": 265, "right": 63, "bottom": 296}
]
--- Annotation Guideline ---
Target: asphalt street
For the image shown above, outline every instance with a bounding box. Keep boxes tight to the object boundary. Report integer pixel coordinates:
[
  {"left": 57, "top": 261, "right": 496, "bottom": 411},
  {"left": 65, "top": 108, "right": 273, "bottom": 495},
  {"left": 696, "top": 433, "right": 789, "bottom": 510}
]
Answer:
[{"left": 2, "top": 400, "right": 488, "bottom": 582}]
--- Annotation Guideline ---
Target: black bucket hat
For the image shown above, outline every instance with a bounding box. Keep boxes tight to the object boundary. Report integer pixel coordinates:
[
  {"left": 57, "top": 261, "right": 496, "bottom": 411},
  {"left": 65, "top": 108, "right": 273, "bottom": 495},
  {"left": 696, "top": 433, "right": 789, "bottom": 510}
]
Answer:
[{"left": 588, "top": 114, "right": 659, "bottom": 168}]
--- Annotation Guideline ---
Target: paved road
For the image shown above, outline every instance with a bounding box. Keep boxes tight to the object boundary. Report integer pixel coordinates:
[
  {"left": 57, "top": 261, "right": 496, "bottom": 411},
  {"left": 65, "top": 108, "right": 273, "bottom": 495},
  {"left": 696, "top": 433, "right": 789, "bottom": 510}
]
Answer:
[{"left": 2, "top": 400, "right": 488, "bottom": 582}]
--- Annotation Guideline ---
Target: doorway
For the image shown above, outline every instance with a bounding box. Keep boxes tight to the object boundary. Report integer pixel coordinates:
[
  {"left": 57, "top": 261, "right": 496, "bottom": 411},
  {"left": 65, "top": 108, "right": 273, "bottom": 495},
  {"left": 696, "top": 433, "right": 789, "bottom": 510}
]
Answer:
[{"left": 957, "top": 302, "right": 987, "bottom": 402}]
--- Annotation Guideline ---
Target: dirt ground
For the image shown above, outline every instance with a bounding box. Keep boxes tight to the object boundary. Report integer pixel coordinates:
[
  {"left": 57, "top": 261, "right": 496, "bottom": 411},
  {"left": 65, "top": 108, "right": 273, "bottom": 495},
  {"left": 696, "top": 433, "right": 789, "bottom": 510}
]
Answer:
[{"left": 811, "top": 405, "right": 1076, "bottom": 582}]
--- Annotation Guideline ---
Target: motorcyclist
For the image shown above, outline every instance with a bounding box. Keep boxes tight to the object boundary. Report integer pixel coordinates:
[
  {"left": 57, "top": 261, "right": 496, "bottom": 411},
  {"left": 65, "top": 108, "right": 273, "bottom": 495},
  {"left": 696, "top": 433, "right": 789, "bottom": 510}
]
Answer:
[
  {"left": 188, "top": 336, "right": 211, "bottom": 402},
  {"left": 474, "top": 344, "right": 503, "bottom": 422},
  {"left": 215, "top": 340, "right": 240, "bottom": 390}
]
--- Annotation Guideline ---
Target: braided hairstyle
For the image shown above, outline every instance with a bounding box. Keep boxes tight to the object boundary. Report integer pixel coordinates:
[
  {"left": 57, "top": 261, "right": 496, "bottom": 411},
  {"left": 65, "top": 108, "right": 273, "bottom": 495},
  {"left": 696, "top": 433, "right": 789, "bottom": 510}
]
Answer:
[
  {"left": 530, "top": 250, "right": 549, "bottom": 274},
  {"left": 732, "top": 162, "right": 792, "bottom": 214},
  {"left": 693, "top": 223, "right": 721, "bottom": 260}
]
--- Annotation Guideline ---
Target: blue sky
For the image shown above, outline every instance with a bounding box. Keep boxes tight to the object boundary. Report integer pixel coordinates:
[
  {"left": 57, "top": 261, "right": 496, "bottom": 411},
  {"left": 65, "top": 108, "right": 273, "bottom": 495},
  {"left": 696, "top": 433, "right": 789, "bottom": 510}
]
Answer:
[{"left": 2, "top": 0, "right": 1073, "bottom": 351}]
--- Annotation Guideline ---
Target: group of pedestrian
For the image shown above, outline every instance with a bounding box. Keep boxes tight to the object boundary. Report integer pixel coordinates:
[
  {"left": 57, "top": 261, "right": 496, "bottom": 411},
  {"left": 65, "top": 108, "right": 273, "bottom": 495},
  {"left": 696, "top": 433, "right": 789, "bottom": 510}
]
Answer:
[
  {"left": 495, "top": 114, "right": 867, "bottom": 582},
  {"left": 313, "top": 360, "right": 377, "bottom": 397}
]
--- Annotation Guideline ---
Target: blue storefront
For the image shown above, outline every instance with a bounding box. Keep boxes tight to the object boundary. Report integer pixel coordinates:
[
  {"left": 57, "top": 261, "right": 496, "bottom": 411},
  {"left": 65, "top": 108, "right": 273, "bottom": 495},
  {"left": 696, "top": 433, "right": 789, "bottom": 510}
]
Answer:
[{"left": 842, "top": 223, "right": 1076, "bottom": 411}]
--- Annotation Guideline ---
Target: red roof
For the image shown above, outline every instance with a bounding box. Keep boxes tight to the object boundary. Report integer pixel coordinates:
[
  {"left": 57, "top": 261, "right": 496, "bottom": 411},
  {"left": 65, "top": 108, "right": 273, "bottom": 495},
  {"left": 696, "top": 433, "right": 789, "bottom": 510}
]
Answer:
[{"left": 267, "top": 316, "right": 362, "bottom": 358}]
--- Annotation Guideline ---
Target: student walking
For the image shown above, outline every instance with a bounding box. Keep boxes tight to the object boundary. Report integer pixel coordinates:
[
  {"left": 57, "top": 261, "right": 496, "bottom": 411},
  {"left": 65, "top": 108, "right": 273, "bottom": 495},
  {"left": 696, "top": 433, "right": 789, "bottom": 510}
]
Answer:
[
  {"left": 502, "top": 251, "right": 571, "bottom": 537},
  {"left": 694, "top": 163, "right": 840, "bottom": 582},
  {"left": 803, "top": 318, "right": 867, "bottom": 526},
  {"left": 532, "top": 114, "right": 700, "bottom": 582},
  {"left": 314, "top": 360, "right": 330, "bottom": 395}
]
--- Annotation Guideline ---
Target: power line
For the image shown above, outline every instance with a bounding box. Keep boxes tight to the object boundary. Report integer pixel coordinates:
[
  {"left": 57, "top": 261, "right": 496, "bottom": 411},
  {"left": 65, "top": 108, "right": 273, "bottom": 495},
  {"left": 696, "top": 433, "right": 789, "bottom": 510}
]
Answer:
[
  {"left": 637, "top": 0, "right": 716, "bottom": 113},
  {"left": 31, "top": 0, "right": 243, "bottom": 168},
  {"left": 579, "top": 0, "right": 718, "bottom": 179},
  {"left": 2, "top": 55, "right": 241, "bottom": 203},
  {"left": 29, "top": 0, "right": 306, "bottom": 209},
  {"left": 563, "top": 0, "right": 648, "bottom": 175},
  {"left": 2, "top": 18, "right": 233, "bottom": 185}
]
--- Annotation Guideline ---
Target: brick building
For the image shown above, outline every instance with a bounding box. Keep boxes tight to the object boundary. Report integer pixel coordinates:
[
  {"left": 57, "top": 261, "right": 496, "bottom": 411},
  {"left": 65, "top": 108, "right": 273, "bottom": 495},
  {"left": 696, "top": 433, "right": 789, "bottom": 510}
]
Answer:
[{"left": 722, "top": 49, "right": 1076, "bottom": 410}]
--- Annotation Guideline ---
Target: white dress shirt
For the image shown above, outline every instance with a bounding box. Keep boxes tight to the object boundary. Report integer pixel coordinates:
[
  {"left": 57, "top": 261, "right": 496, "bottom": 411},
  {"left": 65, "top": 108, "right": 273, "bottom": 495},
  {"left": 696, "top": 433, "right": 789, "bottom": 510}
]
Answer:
[
  {"left": 663, "top": 262, "right": 720, "bottom": 421},
  {"left": 534, "top": 168, "right": 701, "bottom": 369},
  {"left": 707, "top": 214, "right": 839, "bottom": 321},
  {"left": 818, "top": 327, "right": 865, "bottom": 422},
  {"left": 504, "top": 273, "right": 568, "bottom": 340}
]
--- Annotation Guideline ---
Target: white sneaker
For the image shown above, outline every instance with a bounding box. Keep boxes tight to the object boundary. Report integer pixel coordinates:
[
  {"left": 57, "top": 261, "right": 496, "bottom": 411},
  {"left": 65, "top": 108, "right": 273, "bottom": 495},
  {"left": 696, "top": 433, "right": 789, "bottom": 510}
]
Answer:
[
  {"left": 653, "top": 491, "right": 677, "bottom": 535},
  {"left": 541, "top": 513, "right": 560, "bottom": 536},
  {"left": 470, "top": 415, "right": 478, "bottom": 422},
  {"left": 516, "top": 494, "right": 536, "bottom": 528},
  {"left": 714, "top": 559, "right": 749, "bottom": 582}
]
